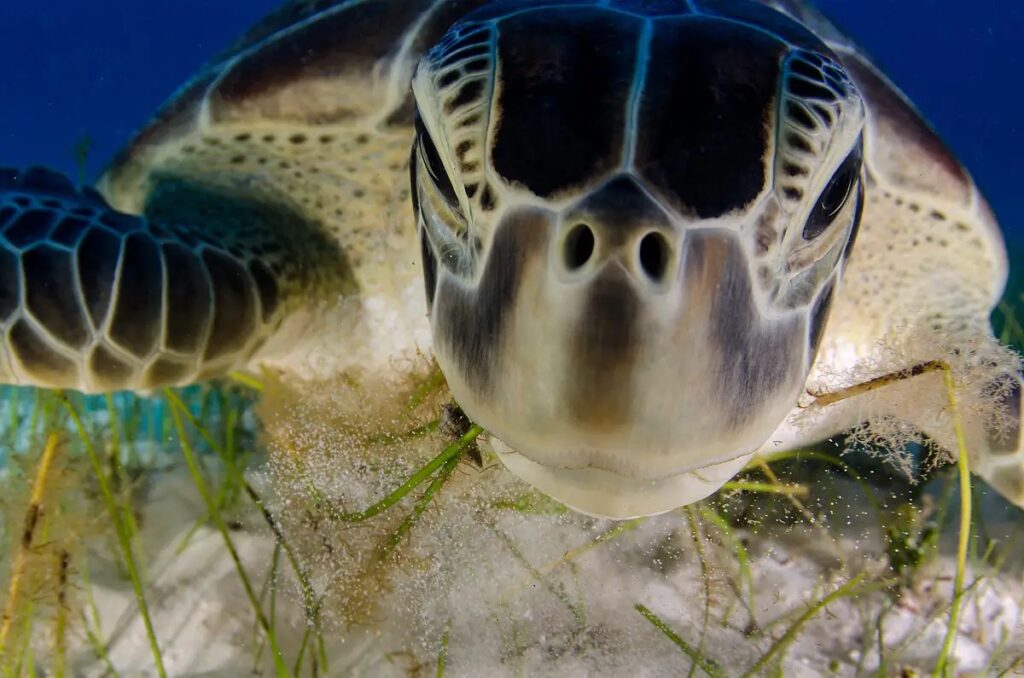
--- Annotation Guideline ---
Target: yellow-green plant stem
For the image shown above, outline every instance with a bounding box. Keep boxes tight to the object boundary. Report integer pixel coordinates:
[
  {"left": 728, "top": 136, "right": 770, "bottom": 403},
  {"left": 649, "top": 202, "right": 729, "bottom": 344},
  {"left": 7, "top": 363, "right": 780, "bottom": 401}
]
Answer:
[
  {"left": 721, "top": 480, "right": 808, "bottom": 497},
  {"left": 163, "top": 390, "right": 328, "bottom": 674},
  {"left": 406, "top": 368, "right": 447, "bottom": 412},
  {"left": 165, "top": 392, "right": 290, "bottom": 678},
  {"left": 228, "top": 371, "right": 265, "bottom": 391},
  {"left": 538, "top": 518, "right": 645, "bottom": 579},
  {"left": 436, "top": 621, "right": 451, "bottom": 678},
  {"left": 699, "top": 505, "right": 757, "bottom": 624},
  {"left": 932, "top": 367, "right": 973, "bottom": 677},
  {"left": 0, "top": 433, "right": 60, "bottom": 660},
  {"left": 741, "top": 572, "right": 869, "bottom": 677},
  {"left": 376, "top": 451, "right": 462, "bottom": 563},
  {"left": 491, "top": 525, "right": 585, "bottom": 627},
  {"left": 683, "top": 506, "right": 712, "bottom": 678},
  {"left": 77, "top": 556, "right": 119, "bottom": 677},
  {"left": 61, "top": 395, "right": 167, "bottom": 678},
  {"left": 756, "top": 449, "right": 883, "bottom": 517},
  {"left": 635, "top": 603, "right": 724, "bottom": 678},
  {"left": 339, "top": 425, "right": 483, "bottom": 523}
]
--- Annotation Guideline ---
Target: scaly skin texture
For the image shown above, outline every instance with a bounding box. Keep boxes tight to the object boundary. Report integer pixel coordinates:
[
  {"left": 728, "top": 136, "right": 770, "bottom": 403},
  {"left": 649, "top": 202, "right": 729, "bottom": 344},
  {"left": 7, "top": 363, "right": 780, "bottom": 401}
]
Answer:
[{"left": 0, "top": 0, "right": 1019, "bottom": 515}]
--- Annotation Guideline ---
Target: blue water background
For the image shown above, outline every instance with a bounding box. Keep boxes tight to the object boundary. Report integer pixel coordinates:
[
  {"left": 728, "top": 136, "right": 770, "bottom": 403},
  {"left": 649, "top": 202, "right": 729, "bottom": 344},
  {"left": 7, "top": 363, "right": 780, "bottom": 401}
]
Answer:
[{"left": 0, "top": 0, "right": 1021, "bottom": 242}]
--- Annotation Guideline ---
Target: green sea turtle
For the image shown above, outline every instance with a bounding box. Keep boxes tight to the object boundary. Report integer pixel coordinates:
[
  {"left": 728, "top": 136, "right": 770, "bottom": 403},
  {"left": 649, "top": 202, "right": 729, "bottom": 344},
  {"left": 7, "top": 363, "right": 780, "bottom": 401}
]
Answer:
[{"left": 1, "top": 0, "right": 1019, "bottom": 518}]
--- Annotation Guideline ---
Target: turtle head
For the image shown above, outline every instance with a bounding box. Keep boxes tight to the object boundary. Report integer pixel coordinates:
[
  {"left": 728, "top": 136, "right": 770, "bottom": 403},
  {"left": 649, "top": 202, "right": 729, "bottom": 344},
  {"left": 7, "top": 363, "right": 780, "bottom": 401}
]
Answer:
[{"left": 411, "top": 2, "right": 865, "bottom": 518}]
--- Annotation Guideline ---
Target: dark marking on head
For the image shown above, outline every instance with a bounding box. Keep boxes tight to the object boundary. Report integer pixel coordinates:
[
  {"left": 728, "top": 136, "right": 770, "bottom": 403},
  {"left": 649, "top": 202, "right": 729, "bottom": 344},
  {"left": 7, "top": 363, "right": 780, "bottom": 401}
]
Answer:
[
  {"left": 637, "top": 19, "right": 784, "bottom": 218},
  {"left": 755, "top": 200, "right": 780, "bottom": 255},
  {"left": 808, "top": 277, "right": 836, "bottom": 355},
  {"left": 438, "top": 69, "right": 462, "bottom": 89},
  {"left": 786, "top": 132, "right": 813, "bottom": 155},
  {"left": 444, "top": 79, "right": 484, "bottom": 114},
  {"left": 480, "top": 183, "right": 497, "bottom": 211},
  {"left": 109, "top": 234, "right": 163, "bottom": 359},
  {"left": 23, "top": 245, "right": 90, "bottom": 349},
  {"left": 77, "top": 228, "right": 122, "bottom": 329},
  {"left": 787, "top": 101, "right": 818, "bottom": 131},
  {"left": 810, "top": 102, "right": 834, "bottom": 124},
  {"left": 491, "top": 9, "right": 641, "bottom": 197},
  {"left": 6, "top": 210, "right": 55, "bottom": 248},
  {"left": 202, "top": 250, "right": 256, "bottom": 361},
  {"left": 788, "top": 77, "right": 836, "bottom": 102},
  {"left": 89, "top": 344, "right": 135, "bottom": 389},
  {"left": 420, "top": 227, "right": 438, "bottom": 309},
  {"left": 566, "top": 265, "right": 639, "bottom": 429},
  {"left": 163, "top": 243, "right": 211, "bottom": 354},
  {"left": 455, "top": 140, "right": 474, "bottom": 162},
  {"left": 564, "top": 175, "right": 673, "bottom": 250},
  {"left": 435, "top": 208, "right": 549, "bottom": 393},
  {"left": 842, "top": 183, "right": 865, "bottom": 263},
  {"left": 789, "top": 58, "right": 823, "bottom": 82},
  {"left": 9, "top": 319, "right": 76, "bottom": 385},
  {"left": 783, "top": 161, "right": 808, "bottom": 177},
  {"left": 415, "top": 114, "right": 460, "bottom": 206},
  {"left": 687, "top": 233, "right": 804, "bottom": 425},
  {"left": 458, "top": 113, "right": 482, "bottom": 129}
]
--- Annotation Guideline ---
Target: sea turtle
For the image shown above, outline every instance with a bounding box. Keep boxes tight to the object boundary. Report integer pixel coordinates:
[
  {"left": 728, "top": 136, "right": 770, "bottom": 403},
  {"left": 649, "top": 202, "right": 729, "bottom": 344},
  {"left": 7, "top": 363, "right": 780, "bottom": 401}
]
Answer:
[{"left": 0, "top": 0, "right": 1020, "bottom": 519}]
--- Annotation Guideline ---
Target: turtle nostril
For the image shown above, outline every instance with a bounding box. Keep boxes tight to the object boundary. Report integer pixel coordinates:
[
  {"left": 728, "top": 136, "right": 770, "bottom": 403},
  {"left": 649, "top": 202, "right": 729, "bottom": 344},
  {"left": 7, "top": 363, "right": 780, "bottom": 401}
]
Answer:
[
  {"left": 563, "top": 222, "right": 595, "bottom": 271},
  {"left": 639, "top": 232, "right": 671, "bottom": 282}
]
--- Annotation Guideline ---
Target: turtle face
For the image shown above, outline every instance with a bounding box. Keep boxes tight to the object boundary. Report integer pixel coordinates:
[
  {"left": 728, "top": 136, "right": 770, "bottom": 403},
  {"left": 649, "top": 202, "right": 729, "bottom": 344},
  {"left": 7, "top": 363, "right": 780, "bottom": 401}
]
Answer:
[{"left": 411, "top": 1, "right": 865, "bottom": 518}]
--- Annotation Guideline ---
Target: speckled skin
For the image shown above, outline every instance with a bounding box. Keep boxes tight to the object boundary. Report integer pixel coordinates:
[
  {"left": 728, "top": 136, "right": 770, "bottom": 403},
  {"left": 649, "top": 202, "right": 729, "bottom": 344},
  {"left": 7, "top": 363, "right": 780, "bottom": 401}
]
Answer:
[{"left": 0, "top": 0, "right": 1019, "bottom": 517}]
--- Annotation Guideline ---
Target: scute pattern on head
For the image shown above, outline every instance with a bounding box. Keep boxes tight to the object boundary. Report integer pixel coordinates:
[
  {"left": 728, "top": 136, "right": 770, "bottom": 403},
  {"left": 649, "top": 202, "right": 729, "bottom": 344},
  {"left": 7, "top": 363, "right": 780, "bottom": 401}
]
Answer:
[
  {"left": 409, "top": 0, "right": 874, "bottom": 517},
  {"left": 636, "top": 17, "right": 785, "bottom": 218},
  {"left": 44, "top": 0, "right": 1015, "bottom": 517},
  {"left": 489, "top": 8, "right": 642, "bottom": 199},
  {"left": 774, "top": 50, "right": 860, "bottom": 211}
]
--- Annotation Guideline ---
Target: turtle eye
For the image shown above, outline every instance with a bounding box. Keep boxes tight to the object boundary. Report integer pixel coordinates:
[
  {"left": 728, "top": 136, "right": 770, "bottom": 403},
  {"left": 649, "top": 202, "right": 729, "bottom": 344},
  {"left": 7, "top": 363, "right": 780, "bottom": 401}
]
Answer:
[
  {"left": 414, "top": 114, "right": 460, "bottom": 207},
  {"left": 803, "top": 143, "right": 862, "bottom": 240}
]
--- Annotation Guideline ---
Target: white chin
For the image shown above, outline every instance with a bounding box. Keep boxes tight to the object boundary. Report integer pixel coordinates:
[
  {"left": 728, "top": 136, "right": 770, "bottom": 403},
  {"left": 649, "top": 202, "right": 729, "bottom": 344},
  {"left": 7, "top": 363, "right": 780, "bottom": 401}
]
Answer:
[{"left": 488, "top": 437, "right": 752, "bottom": 520}]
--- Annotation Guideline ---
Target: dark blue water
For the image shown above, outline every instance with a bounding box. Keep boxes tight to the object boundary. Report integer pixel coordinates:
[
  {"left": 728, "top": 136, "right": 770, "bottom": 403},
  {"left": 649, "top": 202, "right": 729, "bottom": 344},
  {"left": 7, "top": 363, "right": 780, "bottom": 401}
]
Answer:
[{"left": 1, "top": 1, "right": 1021, "bottom": 237}]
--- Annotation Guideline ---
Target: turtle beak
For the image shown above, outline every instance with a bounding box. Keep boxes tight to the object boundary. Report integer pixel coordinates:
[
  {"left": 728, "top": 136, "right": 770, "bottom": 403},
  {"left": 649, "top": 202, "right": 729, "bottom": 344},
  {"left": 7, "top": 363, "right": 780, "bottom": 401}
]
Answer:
[{"left": 429, "top": 175, "right": 811, "bottom": 517}]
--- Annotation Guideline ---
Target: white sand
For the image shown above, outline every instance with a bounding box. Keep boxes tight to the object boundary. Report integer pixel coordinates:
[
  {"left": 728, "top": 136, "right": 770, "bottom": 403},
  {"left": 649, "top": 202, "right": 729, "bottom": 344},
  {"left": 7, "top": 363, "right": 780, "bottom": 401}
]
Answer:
[{"left": 59, "top": 459, "right": 1024, "bottom": 677}]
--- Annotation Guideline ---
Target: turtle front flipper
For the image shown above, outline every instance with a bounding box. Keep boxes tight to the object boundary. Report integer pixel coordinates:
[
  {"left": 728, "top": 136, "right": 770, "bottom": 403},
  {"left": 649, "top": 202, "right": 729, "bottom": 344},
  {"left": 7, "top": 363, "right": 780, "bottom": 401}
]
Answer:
[
  {"left": 966, "top": 373, "right": 1024, "bottom": 505},
  {"left": 0, "top": 166, "right": 325, "bottom": 393},
  {"left": 778, "top": 351, "right": 1024, "bottom": 509}
]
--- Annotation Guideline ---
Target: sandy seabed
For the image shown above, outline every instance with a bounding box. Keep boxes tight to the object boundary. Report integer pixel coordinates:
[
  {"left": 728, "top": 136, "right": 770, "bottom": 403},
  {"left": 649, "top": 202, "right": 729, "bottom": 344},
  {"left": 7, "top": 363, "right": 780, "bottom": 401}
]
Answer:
[{"left": 58, "top": 456, "right": 1024, "bottom": 677}]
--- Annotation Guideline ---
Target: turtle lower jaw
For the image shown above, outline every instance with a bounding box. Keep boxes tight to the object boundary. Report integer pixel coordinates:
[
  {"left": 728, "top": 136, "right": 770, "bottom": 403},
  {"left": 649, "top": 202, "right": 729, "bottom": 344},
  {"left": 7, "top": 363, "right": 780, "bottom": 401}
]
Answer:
[{"left": 487, "top": 436, "right": 752, "bottom": 519}]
